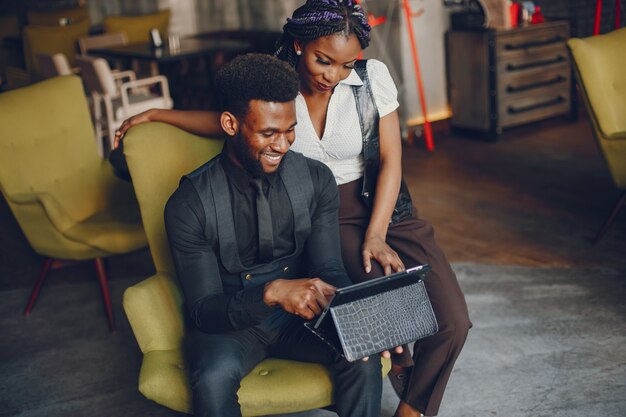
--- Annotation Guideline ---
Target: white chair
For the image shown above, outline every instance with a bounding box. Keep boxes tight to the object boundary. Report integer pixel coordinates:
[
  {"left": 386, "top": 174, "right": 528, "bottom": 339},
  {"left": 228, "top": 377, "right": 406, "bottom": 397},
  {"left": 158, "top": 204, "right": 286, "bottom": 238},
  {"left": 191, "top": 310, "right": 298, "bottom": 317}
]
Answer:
[
  {"left": 36, "top": 53, "right": 74, "bottom": 79},
  {"left": 76, "top": 56, "right": 173, "bottom": 157},
  {"left": 78, "top": 33, "right": 130, "bottom": 74},
  {"left": 78, "top": 32, "right": 128, "bottom": 56}
]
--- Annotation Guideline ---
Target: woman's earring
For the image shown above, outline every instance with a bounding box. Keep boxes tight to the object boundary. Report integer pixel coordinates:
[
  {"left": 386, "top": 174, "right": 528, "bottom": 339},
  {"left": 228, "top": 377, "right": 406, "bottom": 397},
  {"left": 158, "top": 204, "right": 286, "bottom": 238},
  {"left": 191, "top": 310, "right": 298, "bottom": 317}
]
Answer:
[{"left": 296, "top": 49, "right": 302, "bottom": 56}]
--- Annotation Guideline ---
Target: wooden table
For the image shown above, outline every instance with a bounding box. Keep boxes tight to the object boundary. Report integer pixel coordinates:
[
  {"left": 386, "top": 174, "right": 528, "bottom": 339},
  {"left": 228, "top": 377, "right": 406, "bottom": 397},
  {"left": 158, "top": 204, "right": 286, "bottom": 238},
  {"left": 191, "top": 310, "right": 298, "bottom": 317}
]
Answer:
[
  {"left": 89, "top": 37, "right": 251, "bottom": 65},
  {"left": 89, "top": 38, "right": 252, "bottom": 109}
]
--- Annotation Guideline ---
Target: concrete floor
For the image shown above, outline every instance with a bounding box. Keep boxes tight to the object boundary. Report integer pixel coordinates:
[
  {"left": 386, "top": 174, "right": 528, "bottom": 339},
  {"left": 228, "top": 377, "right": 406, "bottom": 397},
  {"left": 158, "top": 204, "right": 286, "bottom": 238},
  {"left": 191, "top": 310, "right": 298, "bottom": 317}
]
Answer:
[{"left": 1, "top": 264, "right": 624, "bottom": 417}]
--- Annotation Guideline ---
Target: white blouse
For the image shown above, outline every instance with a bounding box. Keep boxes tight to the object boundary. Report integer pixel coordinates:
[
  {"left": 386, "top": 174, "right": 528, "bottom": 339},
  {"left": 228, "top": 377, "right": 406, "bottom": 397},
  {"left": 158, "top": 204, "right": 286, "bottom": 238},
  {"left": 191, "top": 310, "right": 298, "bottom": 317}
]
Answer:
[{"left": 290, "top": 59, "right": 399, "bottom": 185}]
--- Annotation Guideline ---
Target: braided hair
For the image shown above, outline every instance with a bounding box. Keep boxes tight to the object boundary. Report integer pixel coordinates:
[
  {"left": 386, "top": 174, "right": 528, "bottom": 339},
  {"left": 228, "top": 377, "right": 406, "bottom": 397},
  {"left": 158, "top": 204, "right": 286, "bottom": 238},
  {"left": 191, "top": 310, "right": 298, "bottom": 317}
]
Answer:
[{"left": 275, "top": 0, "right": 371, "bottom": 67}]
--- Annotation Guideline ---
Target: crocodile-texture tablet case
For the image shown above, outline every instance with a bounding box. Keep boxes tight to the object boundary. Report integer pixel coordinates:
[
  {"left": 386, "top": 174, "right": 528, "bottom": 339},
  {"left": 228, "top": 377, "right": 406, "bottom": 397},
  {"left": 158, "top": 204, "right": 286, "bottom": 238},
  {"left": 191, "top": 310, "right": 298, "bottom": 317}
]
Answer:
[{"left": 330, "top": 280, "right": 438, "bottom": 362}]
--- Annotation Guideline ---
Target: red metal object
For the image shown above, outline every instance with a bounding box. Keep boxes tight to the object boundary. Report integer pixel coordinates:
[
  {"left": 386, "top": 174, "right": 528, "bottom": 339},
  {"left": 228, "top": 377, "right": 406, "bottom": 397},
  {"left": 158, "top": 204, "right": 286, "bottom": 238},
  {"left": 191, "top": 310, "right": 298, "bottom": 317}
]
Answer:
[
  {"left": 368, "top": 14, "right": 387, "bottom": 27},
  {"left": 24, "top": 257, "right": 115, "bottom": 331},
  {"left": 595, "top": 0, "right": 603, "bottom": 35},
  {"left": 402, "top": 0, "right": 434, "bottom": 151},
  {"left": 593, "top": 191, "right": 626, "bottom": 243},
  {"left": 24, "top": 258, "right": 54, "bottom": 315},
  {"left": 594, "top": 0, "right": 622, "bottom": 36},
  {"left": 95, "top": 258, "right": 115, "bottom": 332}
]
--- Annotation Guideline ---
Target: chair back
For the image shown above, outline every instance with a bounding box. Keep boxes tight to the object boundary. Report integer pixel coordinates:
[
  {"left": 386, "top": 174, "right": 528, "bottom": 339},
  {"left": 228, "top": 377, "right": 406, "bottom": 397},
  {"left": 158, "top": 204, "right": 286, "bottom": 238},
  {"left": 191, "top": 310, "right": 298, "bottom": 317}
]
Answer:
[
  {"left": 104, "top": 9, "right": 171, "bottom": 44},
  {"left": 37, "top": 53, "right": 72, "bottom": 78},
  {"left": 123, "top": 123, "right": 223, "bottom": 274},
  {"left": 27, "top": 6, "right": 89, "bottom": 27},
  {"left": 22, "top": 19, "right": 90, "bottom": 78},
  {"left": 78, "top": 32, "right": 128, "bottom": 55},
  {"left": 0, "top": 76, "right": 129, "bottom": 254},
  {"left": 75, "top": 55, "right": 117, "bottom": 96},
  {"left": 568, "top": 28, "right": 626, "bottom": 189}
]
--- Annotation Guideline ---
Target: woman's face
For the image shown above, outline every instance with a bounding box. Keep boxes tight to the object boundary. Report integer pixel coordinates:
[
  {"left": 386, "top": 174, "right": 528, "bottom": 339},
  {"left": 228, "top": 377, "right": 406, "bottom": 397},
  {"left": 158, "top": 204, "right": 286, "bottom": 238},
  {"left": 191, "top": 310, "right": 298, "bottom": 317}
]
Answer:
[{"left": 295, "top": 33, "right": 362, "bottom": 95}]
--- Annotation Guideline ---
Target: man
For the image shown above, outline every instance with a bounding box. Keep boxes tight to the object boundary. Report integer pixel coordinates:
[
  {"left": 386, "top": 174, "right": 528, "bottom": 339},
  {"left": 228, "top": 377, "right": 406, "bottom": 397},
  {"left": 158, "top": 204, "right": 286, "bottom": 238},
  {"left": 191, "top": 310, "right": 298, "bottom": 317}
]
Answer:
[{"left": 164, "top": 54, "right": 382, "bottom": 417}]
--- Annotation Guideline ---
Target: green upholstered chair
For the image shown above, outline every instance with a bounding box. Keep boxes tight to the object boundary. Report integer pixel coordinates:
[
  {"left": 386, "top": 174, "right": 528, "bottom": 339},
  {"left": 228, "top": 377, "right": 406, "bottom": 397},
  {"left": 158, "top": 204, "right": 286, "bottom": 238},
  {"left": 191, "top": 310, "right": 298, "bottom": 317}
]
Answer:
[
  {"left": 122, "top": 123, "right": 391, "bottom": 415},
  {"left": 0, "top": 76, "right": 147, "bottom": 330},
  {"left": 22, "top": 18, "right": 90, "bottom": 79},
  {"left": 103, "top": 9, "right": 171, "bottom": 44},
  {"left": 567, "top": 28, "right": 626, "bottom": 242}
]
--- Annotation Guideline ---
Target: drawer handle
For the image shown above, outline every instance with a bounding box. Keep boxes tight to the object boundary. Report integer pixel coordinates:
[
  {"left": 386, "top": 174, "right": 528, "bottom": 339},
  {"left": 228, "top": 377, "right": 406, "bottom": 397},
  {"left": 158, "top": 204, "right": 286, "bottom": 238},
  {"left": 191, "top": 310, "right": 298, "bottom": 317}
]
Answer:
[
  {"left": 506, "top": 75, "right": 566, "bottom": 93},
  {"left": 504, "top": 35, "right": 565, "bottom": 50},
  {"left": 506, "top": 55, "right": 566, "bottom": 71},
  {"left": 507, "top": 96, "right": 566, "bottom": 114}
]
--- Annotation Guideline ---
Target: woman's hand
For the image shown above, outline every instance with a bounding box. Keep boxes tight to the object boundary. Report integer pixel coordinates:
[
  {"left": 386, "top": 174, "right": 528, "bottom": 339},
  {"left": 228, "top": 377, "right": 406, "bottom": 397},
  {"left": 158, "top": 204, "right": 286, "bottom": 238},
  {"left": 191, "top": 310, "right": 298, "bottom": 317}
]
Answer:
[
  {"left": 362, "top": 235, "right": 405, "bottom": 276},
  {"left": 113, "top": 109, "right": 155, "bottom": 149}
]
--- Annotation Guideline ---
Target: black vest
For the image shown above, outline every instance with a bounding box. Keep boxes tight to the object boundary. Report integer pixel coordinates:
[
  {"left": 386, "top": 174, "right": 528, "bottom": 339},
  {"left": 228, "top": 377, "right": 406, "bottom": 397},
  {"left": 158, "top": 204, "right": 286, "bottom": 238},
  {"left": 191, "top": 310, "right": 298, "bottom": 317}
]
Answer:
[
  {"left": 184, "top": 151, "right": 315, "bottom": 291},
  {"left": 352, "top": 60, "right": 413, "bottom": 224}
]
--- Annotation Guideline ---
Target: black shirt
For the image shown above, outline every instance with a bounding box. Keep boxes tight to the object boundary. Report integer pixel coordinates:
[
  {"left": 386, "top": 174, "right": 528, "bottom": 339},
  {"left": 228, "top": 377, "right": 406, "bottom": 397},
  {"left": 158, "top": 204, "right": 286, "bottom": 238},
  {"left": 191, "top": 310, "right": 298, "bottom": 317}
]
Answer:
[
  {"left": 164, "top": 151, "right": 351, "bottom": 333},
  {"left": 220, "top": 154, "right": 294, "bottom": 267}
]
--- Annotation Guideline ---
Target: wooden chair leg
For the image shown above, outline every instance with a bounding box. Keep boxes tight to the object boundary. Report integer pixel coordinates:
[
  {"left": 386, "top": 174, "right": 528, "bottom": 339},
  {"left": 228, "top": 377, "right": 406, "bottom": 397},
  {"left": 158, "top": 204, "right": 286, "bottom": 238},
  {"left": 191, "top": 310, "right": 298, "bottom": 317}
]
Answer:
[
  {"left": 94, "top": 258, "right": 115, "bottom": 332},
  {"left": 593, "top": 190, "right": 626, "bottom": 244},
  {"left": 24, "top": 258, "right": 54, "bottom": 315}
]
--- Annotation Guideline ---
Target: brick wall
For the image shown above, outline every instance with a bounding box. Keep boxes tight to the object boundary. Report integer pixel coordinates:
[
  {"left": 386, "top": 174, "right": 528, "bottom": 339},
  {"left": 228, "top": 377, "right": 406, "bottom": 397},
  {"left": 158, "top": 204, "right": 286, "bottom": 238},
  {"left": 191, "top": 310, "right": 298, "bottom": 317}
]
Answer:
[{"left": 541, "top": 0, "right": 625, "bottom": 37}]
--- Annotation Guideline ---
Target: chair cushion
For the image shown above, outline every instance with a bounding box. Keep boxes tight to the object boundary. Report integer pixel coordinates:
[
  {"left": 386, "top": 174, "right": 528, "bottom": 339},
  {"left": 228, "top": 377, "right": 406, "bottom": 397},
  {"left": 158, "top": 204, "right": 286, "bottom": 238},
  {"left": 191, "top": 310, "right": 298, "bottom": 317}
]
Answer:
[
  {"left": 139, "top": 348, "right": 391, "bottom": 417},
  {"left": 63, "top": 202, "right": 146, "bottom": 254}
]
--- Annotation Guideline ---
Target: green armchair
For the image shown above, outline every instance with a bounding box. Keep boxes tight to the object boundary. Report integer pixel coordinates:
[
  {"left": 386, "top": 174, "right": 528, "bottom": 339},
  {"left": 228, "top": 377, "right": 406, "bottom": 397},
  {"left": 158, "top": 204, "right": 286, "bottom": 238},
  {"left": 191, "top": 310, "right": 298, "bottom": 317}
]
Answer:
[
  {"left": 121, "top": 123, "right": 390, "bottom": 415},
  {"left": 23, "top": 19, "right": 90, "bottom": 79},
  {"left": 567, "top": 28, "right": 626, "bottom": 242},
  {"left": 0, "top": 76, "right": 147, "bottom": 330},
  {"left": 103, "top": 9, "right": 171, "bottom": 44}
]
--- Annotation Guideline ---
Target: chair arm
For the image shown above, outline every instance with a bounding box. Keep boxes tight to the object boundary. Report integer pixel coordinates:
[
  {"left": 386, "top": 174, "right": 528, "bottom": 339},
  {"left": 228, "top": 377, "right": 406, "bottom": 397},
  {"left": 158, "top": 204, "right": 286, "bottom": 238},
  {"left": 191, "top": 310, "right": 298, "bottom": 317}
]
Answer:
[
  {"left": 2, "top": 189, "right": 75, "bottom": 233},
  {"left": 123, "top": 273, "right": 186, "bottom": 354},
  {"left": 112, "top": 69, "right": 136, "bottom": 83},
  {"left": 120, "top": 75, "right": 171, "bottom": 110}
]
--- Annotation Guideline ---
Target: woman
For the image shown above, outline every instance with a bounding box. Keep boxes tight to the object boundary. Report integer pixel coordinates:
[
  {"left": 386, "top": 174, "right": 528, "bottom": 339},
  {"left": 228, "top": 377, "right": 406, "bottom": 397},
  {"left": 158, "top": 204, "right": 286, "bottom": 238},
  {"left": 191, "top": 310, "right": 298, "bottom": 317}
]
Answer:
[{"left": 116, "top": 2, "right": 470, "bottom": 416}]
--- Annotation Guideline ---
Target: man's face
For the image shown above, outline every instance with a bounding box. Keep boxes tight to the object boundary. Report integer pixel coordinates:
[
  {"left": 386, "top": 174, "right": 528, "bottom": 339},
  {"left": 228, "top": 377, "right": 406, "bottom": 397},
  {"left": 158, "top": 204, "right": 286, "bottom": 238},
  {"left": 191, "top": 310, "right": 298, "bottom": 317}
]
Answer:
[{"left": 230, "top": 99, "right": 297, "bottom": 176}]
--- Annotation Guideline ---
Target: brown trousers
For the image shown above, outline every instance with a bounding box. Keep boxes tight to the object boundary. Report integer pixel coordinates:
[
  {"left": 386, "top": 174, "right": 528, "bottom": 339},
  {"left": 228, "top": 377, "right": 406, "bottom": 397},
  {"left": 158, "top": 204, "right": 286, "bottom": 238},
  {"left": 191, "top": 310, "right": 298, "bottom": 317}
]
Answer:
[{"left": 338, "top": 178, "right": 471, "bottom": 416}]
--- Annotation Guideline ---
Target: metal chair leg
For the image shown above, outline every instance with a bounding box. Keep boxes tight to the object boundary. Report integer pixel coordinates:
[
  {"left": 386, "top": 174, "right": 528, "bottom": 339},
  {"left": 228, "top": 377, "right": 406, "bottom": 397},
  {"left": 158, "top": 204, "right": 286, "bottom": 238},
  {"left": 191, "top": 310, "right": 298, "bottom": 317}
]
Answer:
[
  {"left": 24, "top": 258, "right": 54, "bottom": 315},
  {"left": 593, "top": 190, "right": 626, "bottom": 244},
  {"left": 94, "top": 258, "right": 115, "bottom": 332}
]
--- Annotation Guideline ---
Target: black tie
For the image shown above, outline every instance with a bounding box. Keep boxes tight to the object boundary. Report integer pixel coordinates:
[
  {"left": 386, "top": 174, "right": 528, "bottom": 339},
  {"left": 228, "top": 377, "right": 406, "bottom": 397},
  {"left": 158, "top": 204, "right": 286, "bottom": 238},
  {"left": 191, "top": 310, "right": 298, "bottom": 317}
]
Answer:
[{"left": 250, "top": 178, "right": 273, "bottom": 262}]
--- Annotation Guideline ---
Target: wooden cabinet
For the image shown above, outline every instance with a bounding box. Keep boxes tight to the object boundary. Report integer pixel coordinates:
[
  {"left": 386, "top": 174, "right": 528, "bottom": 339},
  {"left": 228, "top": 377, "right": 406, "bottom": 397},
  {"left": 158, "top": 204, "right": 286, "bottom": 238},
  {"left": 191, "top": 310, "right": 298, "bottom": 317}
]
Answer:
[{"left": 447, "top": 21, "right": 573, "bottom": 138}]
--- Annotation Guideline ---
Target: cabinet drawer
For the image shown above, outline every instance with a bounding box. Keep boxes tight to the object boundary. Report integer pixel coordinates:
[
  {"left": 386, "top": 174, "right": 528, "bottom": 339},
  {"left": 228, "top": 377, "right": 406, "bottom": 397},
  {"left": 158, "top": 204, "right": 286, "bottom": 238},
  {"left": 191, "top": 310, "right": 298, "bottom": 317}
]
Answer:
[
  {"left": 496, "top": 22, "right": 569, "bottom": 59},
  {"left": 497, "top": 63, "right": 570, "bottom": 98},
  {"left": 498, "top": 84, "right": 570, "bottom": 128},
  {"left": 496, "top": 43, "right": 569, "bottom": 76}
]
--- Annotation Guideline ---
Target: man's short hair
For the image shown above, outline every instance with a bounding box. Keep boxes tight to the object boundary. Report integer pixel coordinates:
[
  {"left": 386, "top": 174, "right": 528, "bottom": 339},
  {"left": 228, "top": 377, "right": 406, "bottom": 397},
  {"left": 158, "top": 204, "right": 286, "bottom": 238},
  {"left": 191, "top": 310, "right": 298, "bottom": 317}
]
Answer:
[{"left": 215, "top": 53, "right": 300, "bottom": 117}]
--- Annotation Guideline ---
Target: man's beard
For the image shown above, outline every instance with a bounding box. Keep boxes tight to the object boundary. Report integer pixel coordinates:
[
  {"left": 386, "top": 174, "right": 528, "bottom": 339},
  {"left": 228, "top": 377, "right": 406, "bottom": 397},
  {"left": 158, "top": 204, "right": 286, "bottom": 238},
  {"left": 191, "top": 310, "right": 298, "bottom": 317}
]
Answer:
[{"left": 232, "top": 134, "right": 283, "bottom": 178}]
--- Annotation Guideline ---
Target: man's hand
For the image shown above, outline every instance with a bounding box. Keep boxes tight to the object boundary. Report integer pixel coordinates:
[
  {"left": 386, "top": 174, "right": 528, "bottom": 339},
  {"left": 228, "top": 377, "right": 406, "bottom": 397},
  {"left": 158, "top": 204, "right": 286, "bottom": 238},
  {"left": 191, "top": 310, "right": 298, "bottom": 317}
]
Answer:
[
  {"left": 264, "top": 278, "right": 336, "bottom": 320},
  {"left": 113, "top": 109, "right": 155, "bottom": 149},
  {"left": 361, "top": 345, "right": 404, "bottom": 362},
  {"left": 362, "top": 235, "right": 405, "bottom": 276}
]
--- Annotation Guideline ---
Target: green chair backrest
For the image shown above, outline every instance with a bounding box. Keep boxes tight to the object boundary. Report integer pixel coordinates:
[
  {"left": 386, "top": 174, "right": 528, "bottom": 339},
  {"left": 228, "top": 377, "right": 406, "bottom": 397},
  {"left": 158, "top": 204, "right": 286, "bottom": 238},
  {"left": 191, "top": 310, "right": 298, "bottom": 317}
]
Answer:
[
  {"left": 104, "top": 9, "right": 170, "bottom": 44},
  {"left": 0, "top": 76, "right": 122, "bottom": 228},
  {"left": 568, "top": 28, "right": 626, "bottom": 189},
  {"left": 568, "top": 28, "right": 626, "bottom": 140},
  {"left": 123, "top": 123, "right": 223, "bottom": 274},
  {"left": 22, "top": 19, "right": 90, "bottom": 77}
]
